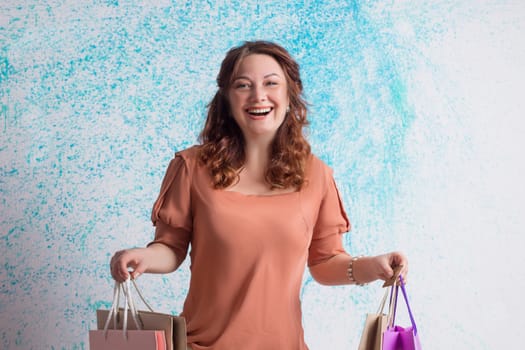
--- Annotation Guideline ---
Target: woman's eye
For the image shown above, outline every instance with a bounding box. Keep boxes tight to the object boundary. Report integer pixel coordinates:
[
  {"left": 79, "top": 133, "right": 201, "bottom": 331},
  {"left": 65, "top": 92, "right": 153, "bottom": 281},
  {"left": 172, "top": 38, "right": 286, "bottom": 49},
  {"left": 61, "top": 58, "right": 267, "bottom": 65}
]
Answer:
[
  {"left": 266, "top": 81, "right": 278, "bottom": 86},
  {"left": 235, "top": 83, "right": 250, "bottom": 89}
]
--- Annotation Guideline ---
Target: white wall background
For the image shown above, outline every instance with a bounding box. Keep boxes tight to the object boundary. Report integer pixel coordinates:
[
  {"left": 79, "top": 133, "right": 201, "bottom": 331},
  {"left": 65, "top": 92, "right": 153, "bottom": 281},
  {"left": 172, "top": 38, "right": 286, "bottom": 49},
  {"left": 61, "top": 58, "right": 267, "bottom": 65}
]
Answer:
[{"left": 1, "top": 1, "right": 524, "bottom": 349}]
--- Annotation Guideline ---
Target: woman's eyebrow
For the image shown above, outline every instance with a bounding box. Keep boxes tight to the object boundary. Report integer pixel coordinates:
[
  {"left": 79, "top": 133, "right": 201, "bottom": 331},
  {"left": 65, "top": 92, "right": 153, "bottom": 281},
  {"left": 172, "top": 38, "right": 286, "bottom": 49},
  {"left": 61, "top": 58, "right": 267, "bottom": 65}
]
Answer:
[
  {"left": 232, "top": 73, "right": 282, "bottom": 81},
  {"left": 232, "top": 75, "right": 251, "bottom": 82},
  {"left": 264, "top": 73, "right": 281, "bottom": 79}
]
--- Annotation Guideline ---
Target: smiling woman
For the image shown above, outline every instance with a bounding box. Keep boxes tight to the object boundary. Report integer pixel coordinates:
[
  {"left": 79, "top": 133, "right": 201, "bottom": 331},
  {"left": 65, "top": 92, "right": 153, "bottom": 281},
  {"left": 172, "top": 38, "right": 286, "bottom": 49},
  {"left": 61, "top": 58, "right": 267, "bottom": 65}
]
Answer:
[
  {"left": 200, "top": 41, "right": 311, "bottom": 192},
  {"left": 229, "top": 54, "right": 289, "bottom": 139},
  {"left": 110, "top": 40, "right": 408, "bottom": 350}
]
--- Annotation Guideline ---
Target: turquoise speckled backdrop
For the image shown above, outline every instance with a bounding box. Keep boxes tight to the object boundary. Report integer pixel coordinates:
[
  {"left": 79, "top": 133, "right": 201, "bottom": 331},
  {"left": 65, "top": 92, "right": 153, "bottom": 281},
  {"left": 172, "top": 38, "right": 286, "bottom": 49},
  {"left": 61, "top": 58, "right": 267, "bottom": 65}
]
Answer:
[{"left": 1, "top": 1, "right": 524, "bottom": 349}]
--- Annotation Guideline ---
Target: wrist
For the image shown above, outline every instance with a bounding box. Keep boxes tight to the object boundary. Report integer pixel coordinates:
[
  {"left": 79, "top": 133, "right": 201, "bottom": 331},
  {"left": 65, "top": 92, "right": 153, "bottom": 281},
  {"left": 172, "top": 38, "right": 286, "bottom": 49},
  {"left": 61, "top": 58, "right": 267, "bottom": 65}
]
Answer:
[{"left": 347, "top": 255, "right": 368, "bottom": 286}]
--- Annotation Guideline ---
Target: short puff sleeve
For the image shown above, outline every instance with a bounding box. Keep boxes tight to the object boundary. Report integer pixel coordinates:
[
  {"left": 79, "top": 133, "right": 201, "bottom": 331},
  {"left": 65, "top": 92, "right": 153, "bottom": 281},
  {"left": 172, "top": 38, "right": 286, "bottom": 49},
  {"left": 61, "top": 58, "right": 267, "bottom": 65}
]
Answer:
[
  {"left": 148, "top": 154, "right": 192, "bottom": 267},
  {"left": 307, "top": 165, "right": 350, "bottom": 266}
]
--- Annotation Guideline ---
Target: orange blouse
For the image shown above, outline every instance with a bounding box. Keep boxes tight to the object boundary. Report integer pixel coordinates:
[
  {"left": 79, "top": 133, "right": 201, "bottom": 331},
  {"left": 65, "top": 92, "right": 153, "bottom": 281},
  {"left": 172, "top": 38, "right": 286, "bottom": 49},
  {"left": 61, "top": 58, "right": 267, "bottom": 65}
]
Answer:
[{"left": 149, "top": 146, "right": 350, "bottom": 350}]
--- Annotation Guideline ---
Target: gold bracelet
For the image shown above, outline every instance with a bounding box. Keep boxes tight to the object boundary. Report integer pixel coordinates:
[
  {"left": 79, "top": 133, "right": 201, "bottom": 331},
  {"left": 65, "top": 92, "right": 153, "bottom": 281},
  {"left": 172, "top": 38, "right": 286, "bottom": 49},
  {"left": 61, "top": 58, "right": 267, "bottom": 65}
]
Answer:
[{"left": 347, "top": 255, "right": 367, "bottom": 286}]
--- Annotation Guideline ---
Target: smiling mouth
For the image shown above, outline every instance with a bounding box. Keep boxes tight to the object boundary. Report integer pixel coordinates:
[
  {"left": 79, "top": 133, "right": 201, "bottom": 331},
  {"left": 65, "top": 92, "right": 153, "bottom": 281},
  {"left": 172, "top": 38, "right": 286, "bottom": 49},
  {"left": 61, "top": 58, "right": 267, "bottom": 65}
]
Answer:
[{"left": 246, "top": 107, "right": 273, "bottom": 117}]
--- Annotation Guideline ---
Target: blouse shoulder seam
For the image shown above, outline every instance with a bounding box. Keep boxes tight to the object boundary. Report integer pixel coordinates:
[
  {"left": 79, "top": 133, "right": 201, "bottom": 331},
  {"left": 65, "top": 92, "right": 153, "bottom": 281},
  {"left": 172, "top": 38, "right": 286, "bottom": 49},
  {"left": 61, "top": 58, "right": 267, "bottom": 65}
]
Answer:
[{"left": 174, "top": 145, "right": 201, "bottom": 178}]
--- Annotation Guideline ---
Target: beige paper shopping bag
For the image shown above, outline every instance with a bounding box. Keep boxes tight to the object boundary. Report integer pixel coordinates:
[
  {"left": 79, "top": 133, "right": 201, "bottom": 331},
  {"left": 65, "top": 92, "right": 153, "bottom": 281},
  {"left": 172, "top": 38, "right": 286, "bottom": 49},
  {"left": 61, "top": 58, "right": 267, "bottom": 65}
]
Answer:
[
  {"left": 96, "top": 308, "right": 186, "bottom": 350},
  {"left": 89, "top": 328, "right": 167, "bottom": 350},
  {"left": 358, "top": 286, "right": 391, "bottom": 350},
  {"left": 90, "top": 279, "right": 187, "bottom": 350}
]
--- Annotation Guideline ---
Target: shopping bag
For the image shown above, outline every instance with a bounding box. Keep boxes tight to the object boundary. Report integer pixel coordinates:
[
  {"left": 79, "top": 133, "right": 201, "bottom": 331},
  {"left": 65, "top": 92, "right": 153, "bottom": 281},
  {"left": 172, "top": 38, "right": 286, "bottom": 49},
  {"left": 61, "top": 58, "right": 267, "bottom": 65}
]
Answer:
[
  {"left": 357, "top": 288, "right": 389, "bottom": 350},
  {"left": 89, "top": 329, "right": 167, "bottom": 350},
  {"left": 89, "top": 278, "right": 187, "bottom": 350},
  {"left": 382, "top": 275, "right": 422, "bottom": 350},
  {"left": 95, "top": 309, "right": 187, "bottom": 350}
]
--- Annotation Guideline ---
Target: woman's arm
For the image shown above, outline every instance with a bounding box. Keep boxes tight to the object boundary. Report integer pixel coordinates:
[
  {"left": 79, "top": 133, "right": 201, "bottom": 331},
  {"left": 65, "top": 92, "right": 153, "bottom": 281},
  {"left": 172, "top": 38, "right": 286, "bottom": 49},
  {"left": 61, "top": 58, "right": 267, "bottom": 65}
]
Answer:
[
  {"left": 309, "top": 252, "right": 408, "bottom": 286},
  {"left": 110, "top": 243, "right": 178, "bottom": 282}
]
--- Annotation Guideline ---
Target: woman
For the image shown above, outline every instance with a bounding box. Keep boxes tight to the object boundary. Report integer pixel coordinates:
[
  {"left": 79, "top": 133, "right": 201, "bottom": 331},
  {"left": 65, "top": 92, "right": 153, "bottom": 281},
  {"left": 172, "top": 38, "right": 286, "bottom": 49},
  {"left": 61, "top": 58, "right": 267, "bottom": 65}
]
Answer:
[{"left": 110, "top": 41, "right": 408, "bottom": 350}]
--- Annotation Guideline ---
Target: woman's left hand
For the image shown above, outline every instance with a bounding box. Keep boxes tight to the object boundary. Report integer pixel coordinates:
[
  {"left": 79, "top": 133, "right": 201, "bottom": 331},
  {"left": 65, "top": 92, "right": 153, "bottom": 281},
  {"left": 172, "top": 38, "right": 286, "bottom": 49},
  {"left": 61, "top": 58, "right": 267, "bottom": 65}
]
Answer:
[{"left": 372, "top": 251, "right": 408, "bottom": 283}]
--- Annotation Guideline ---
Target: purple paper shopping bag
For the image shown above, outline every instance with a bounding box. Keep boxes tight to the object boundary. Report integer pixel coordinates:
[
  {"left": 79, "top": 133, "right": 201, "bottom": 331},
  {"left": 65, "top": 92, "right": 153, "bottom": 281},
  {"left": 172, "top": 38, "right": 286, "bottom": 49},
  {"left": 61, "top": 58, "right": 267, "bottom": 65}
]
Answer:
[{"left": 382, "top": 276, "right": 422, "bottom": 350}]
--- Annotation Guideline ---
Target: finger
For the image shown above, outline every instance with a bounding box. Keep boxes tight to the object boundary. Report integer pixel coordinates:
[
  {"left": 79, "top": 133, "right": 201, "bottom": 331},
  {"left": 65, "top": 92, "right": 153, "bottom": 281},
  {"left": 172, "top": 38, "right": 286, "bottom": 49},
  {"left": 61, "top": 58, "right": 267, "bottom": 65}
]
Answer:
[
  {"left": 110, "top": 254, "right": 122, "bottom": 282},
  {"left": 384, "top": 264, "right": 395, "bottom": 280},
  {"left": 379, "top": 257, "right": 396, "bottom": 283},
  {"left": 112, "top": 263, "right": 127, "bottom": 283},
  {"left": 381, "top": 261, "right": 399, "bottom": 286},
  {"left": 118, "top": 256, "right": 132, "bottom": 281},
  {"left": 390, "top": 252, "right": 405, "bottom": 268},
  {"left": 131, "top": 261, "right": 147, "bottom": 280},
  {"left": 393, "top": 254, "right": 408, "bottom": 285},
  {"left": 124, "top": 255, "right": 148, "bottom": 280}
]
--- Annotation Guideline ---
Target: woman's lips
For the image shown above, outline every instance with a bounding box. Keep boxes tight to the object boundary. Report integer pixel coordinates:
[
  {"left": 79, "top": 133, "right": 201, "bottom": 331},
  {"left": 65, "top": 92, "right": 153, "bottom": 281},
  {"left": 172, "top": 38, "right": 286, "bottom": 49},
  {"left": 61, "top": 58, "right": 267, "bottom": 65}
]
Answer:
[
  {"left": 246, "top": 107, "right": 273, "bottom": 118},
  {"left": 246, "top": 107, "right": 273, "bottom": 116}
]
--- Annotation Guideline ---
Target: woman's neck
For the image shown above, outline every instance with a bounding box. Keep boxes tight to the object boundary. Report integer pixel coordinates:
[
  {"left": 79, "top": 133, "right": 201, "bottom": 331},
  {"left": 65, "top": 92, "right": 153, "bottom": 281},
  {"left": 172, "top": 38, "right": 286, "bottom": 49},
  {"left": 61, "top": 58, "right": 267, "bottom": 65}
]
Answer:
[
  {"left": 243, "top": 141, "right": 270, "bottom": 179},
  {"left": 226, "top": 140, "right": 297, "bottom": 196}
]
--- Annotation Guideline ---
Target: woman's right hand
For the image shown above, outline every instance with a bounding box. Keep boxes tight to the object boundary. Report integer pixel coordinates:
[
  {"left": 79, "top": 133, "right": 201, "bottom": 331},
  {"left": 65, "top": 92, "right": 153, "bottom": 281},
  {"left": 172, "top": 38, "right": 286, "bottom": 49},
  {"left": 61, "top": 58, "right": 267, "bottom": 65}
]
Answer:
[{"left": 110, "top": 248, "right": 151, "bottom": 282}]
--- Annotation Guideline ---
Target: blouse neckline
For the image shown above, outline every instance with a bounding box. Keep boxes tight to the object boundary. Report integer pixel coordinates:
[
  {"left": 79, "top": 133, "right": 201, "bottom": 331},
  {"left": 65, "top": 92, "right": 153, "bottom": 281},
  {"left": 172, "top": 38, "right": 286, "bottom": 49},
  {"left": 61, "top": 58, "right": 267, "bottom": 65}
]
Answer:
[{"left": 220, "top": 188, "right": 299, "bottom": 198}]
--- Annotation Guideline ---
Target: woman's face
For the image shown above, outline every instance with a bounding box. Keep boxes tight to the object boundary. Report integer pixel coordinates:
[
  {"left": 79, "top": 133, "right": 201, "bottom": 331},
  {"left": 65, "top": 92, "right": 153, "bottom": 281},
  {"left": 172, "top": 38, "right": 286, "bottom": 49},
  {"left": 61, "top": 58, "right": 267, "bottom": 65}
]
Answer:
[{"left": 227, "top": 54, "right": 289, "bottom": 141}]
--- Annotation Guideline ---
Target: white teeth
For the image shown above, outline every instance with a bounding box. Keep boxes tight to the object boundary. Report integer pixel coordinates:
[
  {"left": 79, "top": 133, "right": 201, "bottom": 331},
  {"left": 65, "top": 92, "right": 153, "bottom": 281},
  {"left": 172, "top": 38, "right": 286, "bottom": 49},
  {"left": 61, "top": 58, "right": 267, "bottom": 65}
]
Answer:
[{"left": 247, "top": 107, "right": 272, "bottom": 114}]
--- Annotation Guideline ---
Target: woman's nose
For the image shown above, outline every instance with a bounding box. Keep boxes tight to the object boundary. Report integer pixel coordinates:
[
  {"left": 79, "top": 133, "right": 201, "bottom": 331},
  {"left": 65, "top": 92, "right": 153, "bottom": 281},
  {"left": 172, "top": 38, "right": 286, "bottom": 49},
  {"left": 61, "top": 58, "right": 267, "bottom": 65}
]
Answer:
[{"left": 250, "top": 85, "right": 267, "bottom": 102}]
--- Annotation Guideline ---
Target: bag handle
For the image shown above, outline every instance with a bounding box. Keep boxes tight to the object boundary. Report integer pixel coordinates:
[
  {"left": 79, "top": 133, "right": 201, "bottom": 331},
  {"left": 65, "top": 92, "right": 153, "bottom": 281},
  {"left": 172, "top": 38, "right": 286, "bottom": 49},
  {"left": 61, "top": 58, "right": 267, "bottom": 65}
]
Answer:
[
  {"left": 383, "top": 264, "right": 402, "bottom": 320},
  {"left": 102, "top": 278, "right": 155, "bottom": 339},
  {"left": 130, "top": 278, "right": 154, "bottom": 312},
  {"left": 376, "top": 286, "right": 390, "bottom": 314},
  {"left": 122, "top": 278, "right": 142, "bottom": 337},
  {"left": 102, "top": 281, "right": 124, "bottom": 335},
  {"left": 386, "top": 283, "right": 397, "bottom": 329},
  {"left": 399, "top": 275, "right": 418, "bottom": 335},
  {"left": 387, "top": 275, "right": 418, "bottom": 335}
]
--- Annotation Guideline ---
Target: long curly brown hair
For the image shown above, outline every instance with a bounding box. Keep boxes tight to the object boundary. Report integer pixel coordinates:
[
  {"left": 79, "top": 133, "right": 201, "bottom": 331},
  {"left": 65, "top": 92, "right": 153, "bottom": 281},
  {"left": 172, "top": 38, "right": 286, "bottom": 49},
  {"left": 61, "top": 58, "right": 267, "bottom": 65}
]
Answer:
[{"left": 199, "top": 41, "right": 311, "bottom": 190}]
